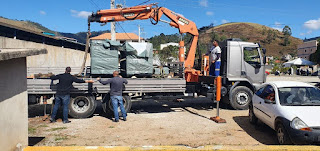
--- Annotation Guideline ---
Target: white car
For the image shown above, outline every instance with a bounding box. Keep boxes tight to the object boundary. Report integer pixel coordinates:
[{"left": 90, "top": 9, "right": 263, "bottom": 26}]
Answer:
[{"left": 249, "top": 81, "right": 320, "bottom": 145}]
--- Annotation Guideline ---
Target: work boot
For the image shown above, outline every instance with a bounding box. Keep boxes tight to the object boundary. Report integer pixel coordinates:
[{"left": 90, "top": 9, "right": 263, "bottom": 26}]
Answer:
[
  {"left": 114, "top": 119, "right": 119, "bottom": 122},
  {"left": 123, "top": 118, "right": 127, "bottom": 121},
  {"left": 63, "top": 120, "right": 71, "bottom": 124}
]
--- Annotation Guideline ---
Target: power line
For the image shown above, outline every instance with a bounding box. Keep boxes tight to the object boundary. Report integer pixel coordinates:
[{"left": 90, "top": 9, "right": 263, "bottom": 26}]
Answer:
[
  {"left": 87, "top": 0, "right": 101, "bottom": 10},
  {"left": 116, "top": 22, "right": 133, "bottom": 40}
]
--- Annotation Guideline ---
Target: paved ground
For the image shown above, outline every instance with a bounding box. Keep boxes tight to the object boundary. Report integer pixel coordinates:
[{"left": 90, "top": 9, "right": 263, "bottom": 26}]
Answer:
[{"left": 28, "top": 75, "right": 319, "bottom": 147}]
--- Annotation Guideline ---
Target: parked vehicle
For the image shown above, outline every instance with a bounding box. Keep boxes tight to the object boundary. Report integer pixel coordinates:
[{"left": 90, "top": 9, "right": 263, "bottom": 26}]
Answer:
[{"left": 249, "top": 81, "right": 320, "bottom": 145}]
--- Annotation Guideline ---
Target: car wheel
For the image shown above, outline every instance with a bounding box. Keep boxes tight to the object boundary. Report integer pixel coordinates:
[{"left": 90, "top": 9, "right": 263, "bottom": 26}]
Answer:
[
  {"left": 276, "top": 123, "right": 292, "bottom": 145},
  {"left": 230, "top": 86, "right": 253, "bottom": 110},
  {"left": 249, "top": 105, "right": 258, "bottom": 125}
]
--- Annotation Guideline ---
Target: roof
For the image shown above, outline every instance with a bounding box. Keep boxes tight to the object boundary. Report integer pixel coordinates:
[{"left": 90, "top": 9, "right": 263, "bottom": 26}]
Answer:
[
  {"left": 0, "top": 48, "right": 47, "bottom": 61},
  {"left": 90, "top": 33, "right": 143, "bottom": 40},
  {"left": 268, "top": 81, "right": 314, "bottom": 88}
]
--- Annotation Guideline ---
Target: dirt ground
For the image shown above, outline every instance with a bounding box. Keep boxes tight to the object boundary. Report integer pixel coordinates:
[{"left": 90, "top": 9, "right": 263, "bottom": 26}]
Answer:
[{"left": 28, "top": 75, "right": 319, "bottom": 147}]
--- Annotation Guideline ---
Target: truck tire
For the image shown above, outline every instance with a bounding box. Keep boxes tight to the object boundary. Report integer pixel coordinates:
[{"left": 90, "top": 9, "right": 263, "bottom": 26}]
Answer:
[
  {"left": 230, "top": 86, "right": 253, "bottom": 110},
  {"left": 68, "top": 95, "right": 97, "bottom": 118},
  {"left": 103, "top": 95, "right": 132, "bottom": 117}
]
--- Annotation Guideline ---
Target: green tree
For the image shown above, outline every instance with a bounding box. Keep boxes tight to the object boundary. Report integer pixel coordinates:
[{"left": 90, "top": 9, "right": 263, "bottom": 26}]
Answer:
[
  {"left": 282, "top": 25, "right": 292, "bottom": 46},
  {"left": 158, "top": 45, "right": 179, "bottom": 65},
  {"left": 282, "top": 25, "right": 292, "bottom": 36}
]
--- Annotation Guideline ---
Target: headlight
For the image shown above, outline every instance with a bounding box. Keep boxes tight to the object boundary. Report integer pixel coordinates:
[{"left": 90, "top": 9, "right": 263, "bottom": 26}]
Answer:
[{"left": 290, "top": 117, "right": 311, "bottom": 131}]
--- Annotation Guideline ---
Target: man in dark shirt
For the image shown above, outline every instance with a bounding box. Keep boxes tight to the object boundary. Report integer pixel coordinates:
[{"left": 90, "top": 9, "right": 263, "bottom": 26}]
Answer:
[
  {"left": 97, "top": 71, "right": 128, "bottom": 122},
  {"left": 50, "top": 67, "right": 93, "bottom": 124}
]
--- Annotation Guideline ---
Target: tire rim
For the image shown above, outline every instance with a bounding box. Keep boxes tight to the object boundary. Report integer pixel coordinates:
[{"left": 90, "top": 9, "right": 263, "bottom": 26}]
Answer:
[
  {"left": 236, "top": 92, "right": 249, "bottom": 105},
  {"left": 277, "top": 127, "right": 285, "bottom": 144},
  {"left": 108, "top": 96, "right": 127, "bottom": 112},
  {"left": 71, "top": 97, "right": 90, "bottom": 113}
]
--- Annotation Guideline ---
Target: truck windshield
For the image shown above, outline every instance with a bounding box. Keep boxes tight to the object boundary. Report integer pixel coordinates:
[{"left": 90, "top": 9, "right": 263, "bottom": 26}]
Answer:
[
  {"left": 243, "top": 47, "right": 261, "bottom": 68},
  {"left": 278, "top": 87, "right": 320, "bottom": 106}
]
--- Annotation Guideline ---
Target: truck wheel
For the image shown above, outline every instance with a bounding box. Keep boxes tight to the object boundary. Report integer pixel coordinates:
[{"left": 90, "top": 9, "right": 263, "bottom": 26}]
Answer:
[
  {"left": 103, "top": 95, "right": 132, "bottom": 116},
  {"left": 68, "top": 95, "right": 97, "bottom": 118},
  {"left": 230, "top": 86, "right": 253, "bottom": 110},
  {"left": 276, "top": 123, "right": 292, "bottom": 145},
  {"left": 249, "top": 105, "right": 258, "bottom": 125}
]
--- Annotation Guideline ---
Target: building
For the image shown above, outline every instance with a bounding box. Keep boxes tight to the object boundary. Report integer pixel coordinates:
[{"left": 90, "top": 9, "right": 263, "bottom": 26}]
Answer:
[
  {"left": 0, "top": 21, "right": 90, "bottom": 76},
  {"left": 91, "top": 33, "right": 145, "bottom": 43},
  {"left": 160, "top": 42, "right": 179, "bottom": 50},
  {"left": 0, "top": 48, "right": 47, "bottom": 151},
  {"left": 297, "top": 40, "right": 318, "bottom": 60}
]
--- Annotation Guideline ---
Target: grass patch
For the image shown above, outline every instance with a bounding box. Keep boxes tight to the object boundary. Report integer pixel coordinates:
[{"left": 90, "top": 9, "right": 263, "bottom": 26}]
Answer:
[
  {"left": 55, "top": 136, "right": 68, "bottom": 141},
  {"left": 28, "top": 127, "right": 36, "bottom": 134},
  {"left": 49, "top": 127, "right": 67, "bottom": 131},
  {"left": 37, "top": 124, "right": 49, "bottom": 128}
]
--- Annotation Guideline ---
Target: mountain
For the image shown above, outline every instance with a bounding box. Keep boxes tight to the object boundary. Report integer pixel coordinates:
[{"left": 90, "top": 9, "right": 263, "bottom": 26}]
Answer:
[
  {"left": 198, "top": 22, "right": 303, "bottom": 57},
  {"left": 149, "top": 22, "right": 303, "bottom": 58}
]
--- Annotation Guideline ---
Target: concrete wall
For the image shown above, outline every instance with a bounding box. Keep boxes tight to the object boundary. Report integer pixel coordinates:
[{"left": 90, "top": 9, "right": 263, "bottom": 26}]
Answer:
[
  {"left": 0, "top": 36, "right": 90, "bottom": 68},
  {"left": 297, "top": 40, "right": 318, "bottom": 60},
  {"left": 0, "top": 58, "right": 28, "bottom": 151}
]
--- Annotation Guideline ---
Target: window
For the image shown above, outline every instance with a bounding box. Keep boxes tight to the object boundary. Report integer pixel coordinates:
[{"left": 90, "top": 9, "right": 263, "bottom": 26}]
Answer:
[
  {"left": 243, "top": 47, "right": 261, "bottom": 68},
  {"left": 255, "top": 86, "right": 265, "bottom": 97},
  {"left": 260, "top": 85, "right": 275, "bottom": 102}
]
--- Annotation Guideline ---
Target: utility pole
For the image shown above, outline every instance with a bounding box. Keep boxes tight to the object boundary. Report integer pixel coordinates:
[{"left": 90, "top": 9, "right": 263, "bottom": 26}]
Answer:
[
  {"left": 111, "top": 0, "right": 116, "bottom": 40},
  {"left": 138, "top": 24, "right": 141, "bottom": 42}
]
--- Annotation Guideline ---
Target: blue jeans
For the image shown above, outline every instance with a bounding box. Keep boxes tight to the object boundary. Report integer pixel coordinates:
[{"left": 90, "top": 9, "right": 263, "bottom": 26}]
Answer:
[
  {"left": 51, "top": 94, "right": 70, "bottom": 121},
  {"left": 209, "top": 60, "right": 221, "bottom": 76},
  {"left": 111, "top": 95, "right": 127, "bottom": 121}
]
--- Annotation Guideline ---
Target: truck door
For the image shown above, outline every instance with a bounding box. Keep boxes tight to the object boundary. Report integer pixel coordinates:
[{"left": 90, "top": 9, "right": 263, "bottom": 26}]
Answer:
[{"left": 242, "top": 46, "right": 264, "bottom": 84}]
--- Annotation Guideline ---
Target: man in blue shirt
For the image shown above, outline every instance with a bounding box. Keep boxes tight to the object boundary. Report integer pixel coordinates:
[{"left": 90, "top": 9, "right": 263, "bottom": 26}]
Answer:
[{"left": 97, "top": 71, "right": 128, "bottom": 122}]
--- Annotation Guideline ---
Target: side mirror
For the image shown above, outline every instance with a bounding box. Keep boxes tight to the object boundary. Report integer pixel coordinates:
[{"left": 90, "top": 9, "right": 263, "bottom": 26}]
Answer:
[
  {"left": 264, "top": 99, "right": 275, "bottom": 104},
  {"left": 262, "top": 48, "right": 266, "bottom": 54}
]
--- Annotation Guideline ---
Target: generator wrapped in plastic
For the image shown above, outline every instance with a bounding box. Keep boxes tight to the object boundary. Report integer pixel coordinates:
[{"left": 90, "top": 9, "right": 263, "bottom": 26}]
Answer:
[
  {"left": 90, "top": 39, "right": 121, "bottom": 75},
  {"left": 121, "top": 42, "right": 153, "bottom": 77}
]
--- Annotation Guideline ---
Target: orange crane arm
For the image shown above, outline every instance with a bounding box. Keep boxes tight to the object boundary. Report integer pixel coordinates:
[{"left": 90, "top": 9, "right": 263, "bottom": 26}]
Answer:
[{"left": 88, "top": 4, "right": 199, "bottom": 68}]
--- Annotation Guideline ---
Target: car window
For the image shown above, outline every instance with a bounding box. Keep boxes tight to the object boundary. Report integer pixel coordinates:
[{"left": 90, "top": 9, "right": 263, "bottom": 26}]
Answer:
[
  {"left": 260, "top": 85, "right": 275, "bottom": 101},
  {"left": 255, "top": 86, "right": 265, "bottom": 97},
  {"left": 278, "top": 87, "right": 320, "bottom": 106}
]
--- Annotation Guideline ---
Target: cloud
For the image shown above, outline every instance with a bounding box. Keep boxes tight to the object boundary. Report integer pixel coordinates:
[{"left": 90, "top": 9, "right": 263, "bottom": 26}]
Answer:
[
  {"left": 271, "top": 21, "right": 283, "bottom": 32},
  {"left": 40, "top": 11, "right": 46, "bottom": 15},
  {"left": 221, "top": 19, "right": 229, "bottom": 24},
  {"left": 300, "top": 30, "right": 312, "bottom": 36},
  {"left": 206, "top": 11, "right": 214, "bottom": 16},
  {"left": 199, "top": 0, "right": 208, "bottom": 7},
  {"left": 70, "top": 10, "right": 91, "bottom": 19},
  {"left": 303, "top": 18, "right": 320, "bottom": 30}
]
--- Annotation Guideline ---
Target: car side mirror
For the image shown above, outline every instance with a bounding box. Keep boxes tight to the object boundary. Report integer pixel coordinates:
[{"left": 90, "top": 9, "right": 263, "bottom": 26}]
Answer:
[{"left": 264, "top": 99, "right": 275, "bottom": 104}]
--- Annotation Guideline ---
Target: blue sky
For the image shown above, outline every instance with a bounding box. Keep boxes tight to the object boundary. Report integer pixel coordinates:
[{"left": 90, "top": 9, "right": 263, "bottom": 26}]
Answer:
[{"left": 1, "top": 0, "right": 320, "bottom": 39}]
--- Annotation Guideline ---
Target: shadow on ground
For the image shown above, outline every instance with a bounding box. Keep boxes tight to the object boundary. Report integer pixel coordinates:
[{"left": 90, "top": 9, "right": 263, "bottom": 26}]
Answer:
[
  {"left": 28, "top": 137, "right": 45, "bottom": 146},
  {"left": 233, "top": 116, "right": 278, "bottom": 145}
]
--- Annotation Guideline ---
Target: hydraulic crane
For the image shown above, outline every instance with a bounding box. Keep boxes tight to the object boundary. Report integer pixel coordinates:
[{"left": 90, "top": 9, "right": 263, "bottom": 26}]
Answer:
[{"left": 83, "top": 3, "right": 201, "bottom": 82}]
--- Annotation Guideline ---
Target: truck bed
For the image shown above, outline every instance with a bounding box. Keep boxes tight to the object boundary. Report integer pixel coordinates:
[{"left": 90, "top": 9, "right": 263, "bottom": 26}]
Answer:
[{"left": 27, "top": 78, "right": 186, "bottom": 95}]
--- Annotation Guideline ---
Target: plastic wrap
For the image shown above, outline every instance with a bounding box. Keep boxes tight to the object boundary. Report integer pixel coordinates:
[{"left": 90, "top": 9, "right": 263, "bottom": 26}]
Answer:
[{"left": 90, "top": 40, "right": 120, "bottom": 75}]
